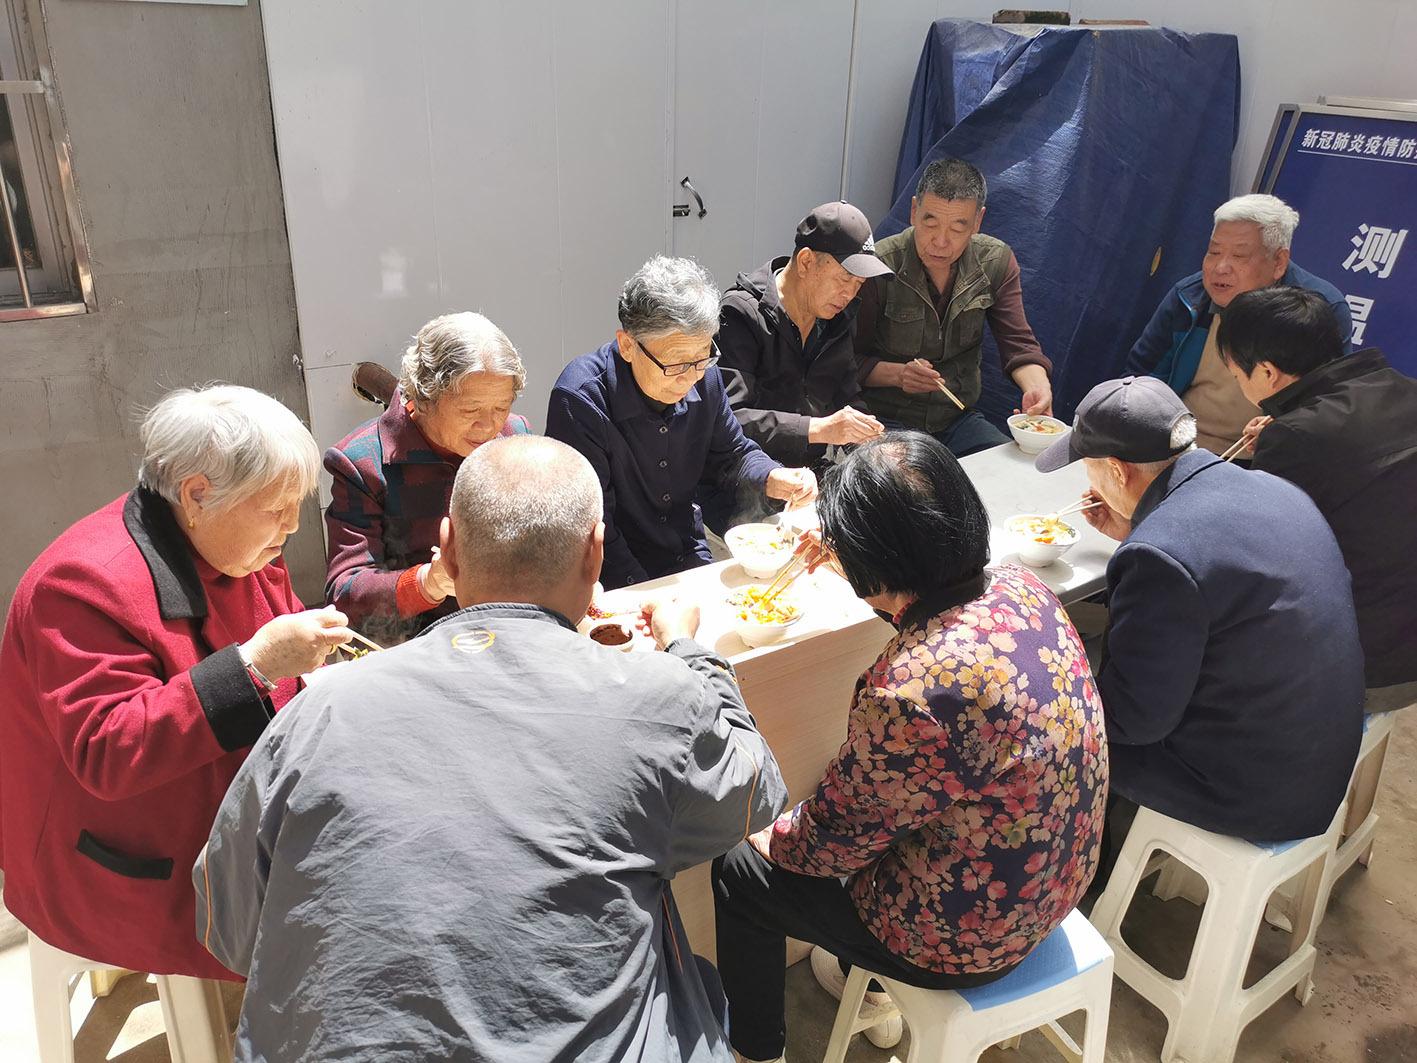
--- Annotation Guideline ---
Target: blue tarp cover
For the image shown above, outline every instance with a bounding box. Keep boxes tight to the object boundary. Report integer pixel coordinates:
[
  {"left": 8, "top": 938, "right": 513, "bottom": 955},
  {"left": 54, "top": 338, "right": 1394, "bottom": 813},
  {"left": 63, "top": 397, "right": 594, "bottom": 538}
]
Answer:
[{"left": 881, "top": 20, "right": 1241, "bottom": 423}]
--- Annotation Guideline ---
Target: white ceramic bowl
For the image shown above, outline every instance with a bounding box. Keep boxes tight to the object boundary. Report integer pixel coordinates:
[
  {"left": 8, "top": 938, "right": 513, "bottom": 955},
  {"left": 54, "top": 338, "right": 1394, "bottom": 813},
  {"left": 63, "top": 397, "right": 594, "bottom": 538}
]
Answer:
[
  {"left": 1006, "top": 513, "right": 1080, "bottom": 567},
  {"left": 728, "top": 586, "right": 804, "bottom": 648},
  {"left": 1007, "top": 413, "right": 1069, "bottom": 454},
  {"left": 585, "top": 620, "right": 637, "bottom": 653},
  {"left": 724, "top": 522, "right": 795, "bottom": 579}
]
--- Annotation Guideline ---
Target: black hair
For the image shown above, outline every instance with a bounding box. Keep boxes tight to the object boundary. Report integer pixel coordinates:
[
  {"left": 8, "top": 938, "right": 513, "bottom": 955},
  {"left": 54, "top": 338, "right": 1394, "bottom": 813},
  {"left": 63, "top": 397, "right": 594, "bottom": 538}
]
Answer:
[
  {"left": 1216, "top": 286, "right": 1345, "bottom": 377},
  {"left": 818, "top": 431, "right": 990, "bottom": 602},
  {"left": 915, "top": 157, "right": 987, "bottom": 209}
]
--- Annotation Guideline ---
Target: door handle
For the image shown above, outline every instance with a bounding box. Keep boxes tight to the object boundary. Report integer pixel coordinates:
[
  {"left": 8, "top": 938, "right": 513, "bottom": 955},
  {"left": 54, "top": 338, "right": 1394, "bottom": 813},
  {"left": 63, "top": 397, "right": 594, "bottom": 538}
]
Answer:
[{"left": 672, "top": 176, "right": 707, "bottom": 219}]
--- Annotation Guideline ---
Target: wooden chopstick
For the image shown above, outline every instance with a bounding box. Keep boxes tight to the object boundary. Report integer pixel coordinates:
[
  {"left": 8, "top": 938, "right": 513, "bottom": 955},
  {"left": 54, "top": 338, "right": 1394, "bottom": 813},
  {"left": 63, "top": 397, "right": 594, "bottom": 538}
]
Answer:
[
  {"left": 760, "top": 542, "right": 828, "bottom": 605},
  {"left": 347, "top": 630, "right": 386, "bottom": 653},
  {"left": 1218, "top": 436, "right": 1248, "bottom": 462},
  {"left": 1052, "top": 498, "right": 1105, "bottom": 520},
  {"left": 760, "top": 555, "right": 805, "bottom": 601},
  {"left": 935, "top": 379, "right": 967, "bottom": 411},
  {"left": 761, "top": 564, "right": 809, "bottom": 605}
]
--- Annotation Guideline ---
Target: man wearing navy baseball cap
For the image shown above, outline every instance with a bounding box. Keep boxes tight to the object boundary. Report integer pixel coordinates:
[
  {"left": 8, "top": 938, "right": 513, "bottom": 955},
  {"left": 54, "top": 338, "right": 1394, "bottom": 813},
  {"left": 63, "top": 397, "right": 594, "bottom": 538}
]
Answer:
[{"left": 1038, "top": 377, "right": 1363, "bottom": 887}]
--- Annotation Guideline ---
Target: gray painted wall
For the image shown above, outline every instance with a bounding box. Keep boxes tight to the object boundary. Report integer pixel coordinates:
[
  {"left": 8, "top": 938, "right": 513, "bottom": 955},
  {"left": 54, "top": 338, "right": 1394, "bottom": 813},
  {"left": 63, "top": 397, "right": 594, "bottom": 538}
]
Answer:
[{"left": 0, "top": 0, "right": 323, "bottom": 617}]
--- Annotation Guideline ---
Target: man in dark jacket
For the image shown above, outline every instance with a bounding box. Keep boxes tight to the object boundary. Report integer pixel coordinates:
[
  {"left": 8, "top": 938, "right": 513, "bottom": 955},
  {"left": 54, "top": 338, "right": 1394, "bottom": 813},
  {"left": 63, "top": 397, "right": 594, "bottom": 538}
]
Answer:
[
  {"left": 854, "top": 157, "right": 1053, "bottom": 456},
  {"left": 718, "top": 202, "right": 888, "bottom": 464},
  {"left": 1126, "top": 193, "right": 1352, "bottom": 455},
  {"left": 196, "top": 436, "right": 788, "bottom": 1063},
  {"left": 710, "top": 202, "right": 887, "bottom": 529},
  {"left": 547, "top": 256, "right": 816, "bottom": 588},
  {"left": 1037, "top": 377, "right": 1363, "bottom": 844},
  {"left": 1218, "top": 286, "right": 1417, "bottom": 713}
]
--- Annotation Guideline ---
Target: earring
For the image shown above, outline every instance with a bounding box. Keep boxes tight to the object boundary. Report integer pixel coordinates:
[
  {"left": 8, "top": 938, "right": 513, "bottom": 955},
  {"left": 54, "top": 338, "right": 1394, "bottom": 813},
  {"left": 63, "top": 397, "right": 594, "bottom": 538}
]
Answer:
[{"left": 187, "top": 516, "right": 196, "bottom": 530}]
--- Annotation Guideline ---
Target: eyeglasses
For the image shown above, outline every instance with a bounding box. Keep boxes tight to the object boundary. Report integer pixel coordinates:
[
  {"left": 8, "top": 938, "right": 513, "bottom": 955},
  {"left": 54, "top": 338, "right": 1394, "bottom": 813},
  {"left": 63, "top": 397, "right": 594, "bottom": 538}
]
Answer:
[{"left": 634, "top": 337, "right": 720, "bottom": 378}]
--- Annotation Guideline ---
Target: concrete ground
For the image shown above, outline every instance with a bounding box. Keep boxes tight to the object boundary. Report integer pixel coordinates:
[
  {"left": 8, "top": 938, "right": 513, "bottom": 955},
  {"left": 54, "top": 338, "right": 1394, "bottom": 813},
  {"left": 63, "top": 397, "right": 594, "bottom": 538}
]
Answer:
[{"left": 2, "top": 725, "right": 1415, "bottom": 1062}]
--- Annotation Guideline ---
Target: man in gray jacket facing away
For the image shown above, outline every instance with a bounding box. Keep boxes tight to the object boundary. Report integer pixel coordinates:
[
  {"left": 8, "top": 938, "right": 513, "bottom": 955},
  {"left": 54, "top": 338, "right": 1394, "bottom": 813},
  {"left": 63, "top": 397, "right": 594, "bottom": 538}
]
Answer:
[{"left": 194, "top": 434, "right": 787, "bottom": 1062}]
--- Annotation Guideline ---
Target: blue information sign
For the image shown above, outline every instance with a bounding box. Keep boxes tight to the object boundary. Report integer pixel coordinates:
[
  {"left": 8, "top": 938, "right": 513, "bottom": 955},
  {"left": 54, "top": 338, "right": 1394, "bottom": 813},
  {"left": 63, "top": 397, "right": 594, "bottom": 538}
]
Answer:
[{"left": 1257, "top": 105, "right": 1417, "bottom": 376}]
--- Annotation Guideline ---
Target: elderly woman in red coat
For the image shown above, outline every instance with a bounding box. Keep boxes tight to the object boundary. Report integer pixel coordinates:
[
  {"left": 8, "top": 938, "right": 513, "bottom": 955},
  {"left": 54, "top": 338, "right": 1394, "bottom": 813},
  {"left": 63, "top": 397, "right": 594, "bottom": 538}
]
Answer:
[{"left": 0, "top": 384, "right": 353, "bottom": 982}]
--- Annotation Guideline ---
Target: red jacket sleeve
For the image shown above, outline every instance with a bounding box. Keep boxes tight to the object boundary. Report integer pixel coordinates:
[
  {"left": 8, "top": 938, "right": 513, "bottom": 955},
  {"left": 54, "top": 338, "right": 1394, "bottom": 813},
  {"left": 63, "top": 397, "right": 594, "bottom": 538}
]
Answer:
[{"left": 22, "top": 571, "right": 271, "bottom": 802}]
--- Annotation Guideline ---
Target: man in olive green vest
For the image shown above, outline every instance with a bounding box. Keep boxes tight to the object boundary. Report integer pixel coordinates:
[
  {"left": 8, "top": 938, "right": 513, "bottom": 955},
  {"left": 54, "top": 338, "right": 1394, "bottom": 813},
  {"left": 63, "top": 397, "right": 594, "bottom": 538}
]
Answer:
[{"left": 855, "top": 157, "right": 1053, "bottom": 456}]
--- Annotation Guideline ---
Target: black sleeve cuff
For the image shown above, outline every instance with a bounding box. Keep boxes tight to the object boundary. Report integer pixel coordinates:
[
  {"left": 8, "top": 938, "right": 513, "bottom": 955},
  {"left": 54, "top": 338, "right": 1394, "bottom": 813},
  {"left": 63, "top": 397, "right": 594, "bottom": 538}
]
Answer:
[{"left": 191, "top": 644, "right": 275, "bottom": 752}]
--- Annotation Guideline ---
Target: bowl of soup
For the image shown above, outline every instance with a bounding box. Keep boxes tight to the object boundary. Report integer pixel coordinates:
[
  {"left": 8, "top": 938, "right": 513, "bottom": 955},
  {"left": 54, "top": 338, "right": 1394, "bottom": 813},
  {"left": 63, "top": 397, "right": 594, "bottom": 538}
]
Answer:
[
  {"left": 586, "top": 620, "right": 636, "bottom": 653},
  {"left": 1007, "top": 413, "right": 1069, "bottom": 454},
  {"left": 727, "top": 585, "right": 804, "bottom": 647},
  {"left": 1006, "top": 513, "right": 1080, "bottom": 567},
  {"left": 724, "top": 522, "right": 795, "bottom": 579}
]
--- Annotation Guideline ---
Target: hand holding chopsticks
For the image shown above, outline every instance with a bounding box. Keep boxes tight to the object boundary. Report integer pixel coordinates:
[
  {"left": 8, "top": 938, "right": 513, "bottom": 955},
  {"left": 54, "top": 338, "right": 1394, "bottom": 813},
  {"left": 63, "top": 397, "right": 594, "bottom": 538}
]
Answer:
[{"left": 905, "top": 358, "right": 967, "bottom": 410}]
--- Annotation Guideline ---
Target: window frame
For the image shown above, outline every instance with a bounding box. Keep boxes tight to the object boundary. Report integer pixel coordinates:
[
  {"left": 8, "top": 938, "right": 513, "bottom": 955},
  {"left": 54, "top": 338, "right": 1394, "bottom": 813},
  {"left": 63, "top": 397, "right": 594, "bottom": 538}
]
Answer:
[{"left": 0, "top": 0, "right": 95, "bottom": 322}]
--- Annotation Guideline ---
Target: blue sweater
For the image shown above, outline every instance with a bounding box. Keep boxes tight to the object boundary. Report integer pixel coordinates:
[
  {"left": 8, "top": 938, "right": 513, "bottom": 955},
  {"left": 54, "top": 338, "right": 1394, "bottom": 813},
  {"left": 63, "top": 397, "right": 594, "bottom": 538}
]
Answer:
[
  {"left": 1126, "top": 262, "right": 1352, "bottom": 394},
  {"left": 546, "top": 341, "right": 780, "bottom": 588},
  {"left": 1100, "top": 450, "right": 1364, "bottom": 841}
]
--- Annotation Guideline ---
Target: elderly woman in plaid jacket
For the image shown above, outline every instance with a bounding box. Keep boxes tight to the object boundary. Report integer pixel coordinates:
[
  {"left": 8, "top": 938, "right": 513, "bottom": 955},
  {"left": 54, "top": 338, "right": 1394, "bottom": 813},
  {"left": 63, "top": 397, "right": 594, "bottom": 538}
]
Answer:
[{"left": 323, "top": 312, "right": 531, "bottom": 642}]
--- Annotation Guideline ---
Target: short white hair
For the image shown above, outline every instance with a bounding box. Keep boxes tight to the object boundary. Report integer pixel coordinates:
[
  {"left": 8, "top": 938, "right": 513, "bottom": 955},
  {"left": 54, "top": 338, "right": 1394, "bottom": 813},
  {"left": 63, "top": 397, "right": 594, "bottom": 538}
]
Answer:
[
  {"left": 450, "top": 436, "right": 602, "bottom": 590},
  {"left": 1213, "top": 194, "right": 1300, "bottom": 255},
  {"left": 1130, "top": 416, "right": 1198, "bottom": 476},
  {"left": 617, "top": 255, "right": 721, "bottom": 341},
  {"left": 139, "top": 385, "right": 320, "bottom": 510},
  {"left": 399, "top": 312, "right": 526, "bottom": 411}
]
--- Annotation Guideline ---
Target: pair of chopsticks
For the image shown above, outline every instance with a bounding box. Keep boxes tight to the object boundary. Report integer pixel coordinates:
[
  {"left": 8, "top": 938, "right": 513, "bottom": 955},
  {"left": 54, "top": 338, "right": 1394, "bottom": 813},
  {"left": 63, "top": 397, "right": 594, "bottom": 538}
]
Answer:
[
  {"left": 1218, "top": 416, "right": 1274, "bottom": 462},
  {"left": 759, "top": 542, "right": 826, "bottom": 606},
  {"left": 910, "top": 358, "right": 967, "bottom": 410},
  {"left": 1048, "top": 498, "right": 1105, "bottom": 521},
  {"left": 335, "top": 630, "right": 386, "bottom": 658},
  {"left": 1218, "top": 435, "right": 1249, "bottom": 463}
]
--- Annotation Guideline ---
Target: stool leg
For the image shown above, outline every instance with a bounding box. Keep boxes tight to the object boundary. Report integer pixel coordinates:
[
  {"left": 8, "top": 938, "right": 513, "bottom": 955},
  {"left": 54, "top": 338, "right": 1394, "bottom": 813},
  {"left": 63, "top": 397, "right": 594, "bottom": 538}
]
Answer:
[
  {"left": 156, "top": 975, "right": 230, "bottom": 1063},
  {"left": 1162, "top": 870, "right": 1250, "bottom": 1063},
  {"left": 88, "top": 968, "right": 133, "bottom": 999},
  {"left": 28, "top": 946, "right": 78, "bottom": 1063},
  {"left": 822, "top": 966, "right": 873, "bottom": 1063}
]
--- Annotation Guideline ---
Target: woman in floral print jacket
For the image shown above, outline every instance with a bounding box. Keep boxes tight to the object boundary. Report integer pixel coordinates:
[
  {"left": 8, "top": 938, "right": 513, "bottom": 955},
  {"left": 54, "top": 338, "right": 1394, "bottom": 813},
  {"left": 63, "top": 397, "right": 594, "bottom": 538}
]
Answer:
[{"left": 712, "top": 431, "right": 1108, "bottom": 1063}]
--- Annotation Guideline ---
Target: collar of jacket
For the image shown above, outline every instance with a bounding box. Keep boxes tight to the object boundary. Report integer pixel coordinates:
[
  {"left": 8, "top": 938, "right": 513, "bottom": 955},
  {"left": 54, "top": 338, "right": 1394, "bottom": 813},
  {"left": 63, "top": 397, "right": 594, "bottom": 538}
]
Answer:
[
  {"left": 895, "top": 569, "right": 991, "bottom": 631},
  {"left": 891, "top": 230, "right": 987, "bottom": 312},
  {"left": 123, "top": 486, "right": 209, "bottom": 622},
  {"left": 1129, "top": 448, "right": 1225, "bottom": 529},
  {"left": 421, "top": 601, "right": 578, "bottom": 635},
  {"left": 1177, "top": 261, "right": 1332, "bottom": 328},
  {"left": 604, "top": 339, "right": 702, "bottom": 424},
  {"left": 734, "top": 256, "right": 859, "bottom": 345},
  {"left": 1260, "top": 348, "right": 1388, "bottom": 418},
  {"left": 376, "top": 387, "right": 448, "bottom": 466}
]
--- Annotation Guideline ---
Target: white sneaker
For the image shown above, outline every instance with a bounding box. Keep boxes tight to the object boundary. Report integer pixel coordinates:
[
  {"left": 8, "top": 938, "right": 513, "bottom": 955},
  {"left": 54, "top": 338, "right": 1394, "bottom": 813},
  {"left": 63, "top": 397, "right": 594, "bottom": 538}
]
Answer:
[{"left": 809, "top": 946, "right": 904, "bottom": 1049}]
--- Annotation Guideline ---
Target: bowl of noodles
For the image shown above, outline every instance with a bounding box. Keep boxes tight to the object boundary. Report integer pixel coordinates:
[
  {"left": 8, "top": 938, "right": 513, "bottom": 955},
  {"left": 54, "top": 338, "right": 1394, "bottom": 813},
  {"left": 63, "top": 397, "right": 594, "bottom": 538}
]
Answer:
[
  {"left": 724, "top": 523, "right": 795, "bottom": 579},
  {"left": 727, "top": 585, "right": 804, "bottom": 647},
  {"left": 1007, "top": 413, "right": 1068, "bottom": 454},
  {"left": 1006, "top": 513, "right": 1080, "bottom": 567}
]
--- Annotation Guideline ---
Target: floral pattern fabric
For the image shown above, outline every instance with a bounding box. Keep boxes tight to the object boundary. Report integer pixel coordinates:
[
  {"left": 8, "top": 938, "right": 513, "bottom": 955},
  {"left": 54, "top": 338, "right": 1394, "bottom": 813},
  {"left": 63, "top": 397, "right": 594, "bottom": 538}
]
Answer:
[{"left": 768, "top": 564, "right": 1108, "bottom": 974}]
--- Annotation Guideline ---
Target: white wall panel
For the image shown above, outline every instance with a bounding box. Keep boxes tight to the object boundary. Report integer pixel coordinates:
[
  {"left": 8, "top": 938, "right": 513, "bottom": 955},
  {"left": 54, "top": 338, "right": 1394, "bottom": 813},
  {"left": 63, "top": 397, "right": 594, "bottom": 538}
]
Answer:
[
  {"left": 262, "top": 1, "right": 670, "bottom": 450},
  {"left": 671, "top": 0, "right": 856, "bottom": 288}
]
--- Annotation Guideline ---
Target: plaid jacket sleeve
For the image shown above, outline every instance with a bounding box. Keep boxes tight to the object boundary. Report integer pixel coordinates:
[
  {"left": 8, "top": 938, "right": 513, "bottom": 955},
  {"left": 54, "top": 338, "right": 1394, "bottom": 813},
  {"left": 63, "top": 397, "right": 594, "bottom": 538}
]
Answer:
[{"left": 322, "top": 444, "right": 407, "bottom": 629}]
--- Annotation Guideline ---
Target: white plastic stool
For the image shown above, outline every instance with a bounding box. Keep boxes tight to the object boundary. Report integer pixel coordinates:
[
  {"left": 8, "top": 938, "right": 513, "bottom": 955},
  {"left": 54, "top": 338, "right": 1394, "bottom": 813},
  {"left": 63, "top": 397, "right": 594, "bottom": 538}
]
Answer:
[
  {"left": 822, "top": 909, "right": 1113, "bottom": 1063},
  {"left": 1332, "top": 710, "right": 1398, "bottom": 879},
  {"left": 27, "top": 932, "right": 230, "bottom": 1063},
  {"left": 1091, "top": 806, "right": 1339, "bottom": 1063}
]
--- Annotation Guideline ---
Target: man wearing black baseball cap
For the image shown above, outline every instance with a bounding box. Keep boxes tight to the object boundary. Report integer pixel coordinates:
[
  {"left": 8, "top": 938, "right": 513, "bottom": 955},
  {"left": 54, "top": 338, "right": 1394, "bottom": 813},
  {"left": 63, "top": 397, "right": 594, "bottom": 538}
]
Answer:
[
  {"left": 1039, "top": 376, "right": 1364, "bottom": 878},
  {"left": 710, "top": 202, "right": 889, "bottom": 528}
]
